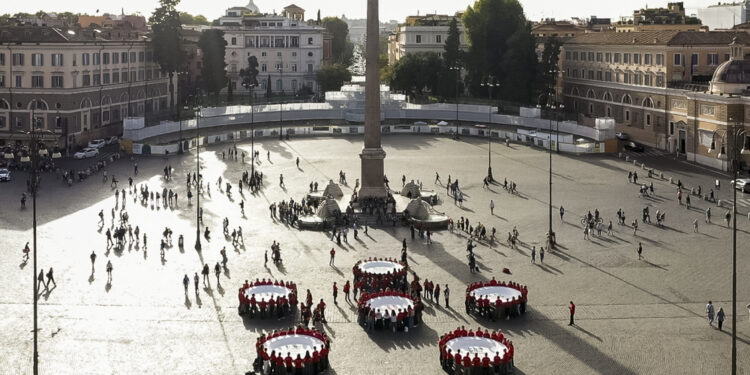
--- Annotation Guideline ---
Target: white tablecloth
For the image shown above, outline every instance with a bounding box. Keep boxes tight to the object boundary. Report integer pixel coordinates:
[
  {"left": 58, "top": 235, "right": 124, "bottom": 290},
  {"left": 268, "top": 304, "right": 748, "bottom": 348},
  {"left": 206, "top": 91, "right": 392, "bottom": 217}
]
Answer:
[
  {"left": 445, "top": 336, "right": 507, "bottom": 357},
  {"left": 359, "top": 261, "right": 404, "bottom": 275},
  {"left": 244, "top": 285, "right": 292, "bottom": 302},
  {"left": 365, "top": 295, "right": 414, "bottom": 314},
  {"left": 263, "top": 334, "right": 325, "bottom": 358},
  {"left": 470, "top": 286, "right": 522, "bottom": 303}
]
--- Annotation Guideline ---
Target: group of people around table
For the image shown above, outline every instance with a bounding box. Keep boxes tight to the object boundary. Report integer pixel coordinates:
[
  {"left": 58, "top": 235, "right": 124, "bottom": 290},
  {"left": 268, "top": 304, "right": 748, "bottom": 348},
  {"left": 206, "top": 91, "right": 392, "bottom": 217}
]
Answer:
[
  {"left": 439, "top": 326, "right": 514, "bottom": 375},
  {"left": 254, "top": 325, "right": 331, "bottom": 375},
  {"left": 357, "top": 290, "right": 423, "bottom": 332},
  {"left": 465, "top": 279, "right": 528, "bottom": 321},
  {"left": 238, "top": 279, "right": 298, "bottom": 319},
  {"left": 352, "top": 258, "right": 409, "bottom": 295}
]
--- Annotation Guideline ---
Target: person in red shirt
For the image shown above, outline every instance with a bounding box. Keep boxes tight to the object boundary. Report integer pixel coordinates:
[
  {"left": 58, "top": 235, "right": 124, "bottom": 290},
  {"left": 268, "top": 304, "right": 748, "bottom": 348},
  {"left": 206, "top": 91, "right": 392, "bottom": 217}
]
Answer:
[
  {"left": 482, "top": 353, "right": 491, "bottom": 369},
  {"left": 318, "top": 299, "right": 327, "bottom": 323},
  {"left": 293, "top": 354, "right": 303, "bottom": 370},
  {"left": 343, "top": 281, "right": 351, "bottom": 302},
  {"left": 493, "top": 352, "right": 502, "bottom": 373},
  {"left": 462, "top": 354, "right": 472, "bottom": 369},
  {"left": 471, "top": 353, "right": 481, "bottom": 368},
  {"left": 569, "top": 300, "right": 576, "bottom": 325},
  {"left": 332, "top": 282, "right": 338, "bottom": 305},
  {"left": 273, "top": 353, "right": 284, "bottom": 372},
  {"left": 284, "top": 352, "right": 293, "bottom": 369},
  {"left": 312, "top": 348, "right": 320, "bottom": 372}
]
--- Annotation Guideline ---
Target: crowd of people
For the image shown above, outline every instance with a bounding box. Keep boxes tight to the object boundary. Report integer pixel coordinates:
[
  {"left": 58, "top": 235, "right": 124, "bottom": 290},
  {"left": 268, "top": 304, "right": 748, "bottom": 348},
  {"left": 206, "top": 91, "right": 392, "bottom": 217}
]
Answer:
[
  {"left": 352, "top": 258, "right": 409, "bottom": 294},
  {"left": 465, "top": 280, "right": 528, "bottom": 321},
  {"left": 439, "top": 327, "right": 514, "bottom": 375},
  {"left": 253, "top": 326, "right": 331, "bottom": 374},
  {"left": 238, "top": 279, "right": 298, "bottom": 319}
]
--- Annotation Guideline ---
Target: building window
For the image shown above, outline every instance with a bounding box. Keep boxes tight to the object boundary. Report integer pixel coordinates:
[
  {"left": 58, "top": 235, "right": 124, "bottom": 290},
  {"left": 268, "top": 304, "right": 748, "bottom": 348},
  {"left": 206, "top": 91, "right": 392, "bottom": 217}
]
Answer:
[
  {"left": 436, "top": 35, "right": 442, "bottom": 44},
  {"left": 122, "top": 72, "right": 129, "bottom": 82},
  {"left": 93, "top": 53, "right": 100, "bottom": 65},
  {"left": 669, "top": 122, "right": 674, "bottom": 135},
  {"left": 139, "top": 52, "right": 145, "bottom": 62},
  {"left": 707, "top": 53, "right": 719, "bottom": 65},
  {"left": 624, "top": 73, "right": 631, "bottom": 84},
  {"left": 290, "top": 37, "right": 298, "bottom": 47},
  {"left": 308, "top": 64, "right": 313, "bottom": 73},
  {"left": 623, "top": 53, "right": 630, "bottom": 64},
  {"left": 82, "top": 53, "right": 90, "bottom": 65},
  {"left": 292, "top": 79, "right": 297, "bottom": 91},
  {"left": 596, "top": 52, "right": 602, "bottom": 62},
  {"left": 31, "top": 75, "right": 43, "bottom": 88},
  {"left": 673, "top": 53, "right": 681, "bottom": 66},
  {"left": 588, "top": 52, "right": 594, "bottom": 61},
  {"left": 644, "top": 54, "right": 652, "bottom": 65},
  {"left": 112, "top": 72, "right": 119, "bottom": 84},
  {"left": 291, "top": 64, "right": 297, "bottom": 72},
  {"left": 231, "top": 64, "right": 237, "bottom": 72},
  {"left": 656, "top": 53, "right": 664, "bottom": 65},
  {"left": 51, "top": 76, "right": 63, "bottom": 88},
  {"left": 573, "top": 51, "right": 578, "bottom": 61},
  {"left": 308, "top": 37, "right": 313, "bottom": 45},
  {"left": 644, "top": 74, "right": 652, "bottom": 86},
  {"left": 605, "top": 52, "right": 611, "bottom": 63},
  {"left": 261, "top": 63, "right": 267, "bottom": 72},
  {"left": 565, "top": 51, "right": 571, "bottom": 60},
  {"left": 0, "top": 75, "right": 4, "bottom": 87},
  {"left": 0, "top": 53, "right": 4, "bottom": 66},
  {"left": 588, "top": 103, "right": 594, "bottom": 114},
  {"left": 130, "top": 71, "right": 136, "bottom": 82},
  {"left": 656, "top": 74, "right": 664, "bottom": 87},
  {"left": 121, "top": 52, "right": 128, "bottom": 63},
  {"left": 51, "top": 53, "right": 63, "bottom": 66},
  {"left": 12, "top": 53, "right": 25, "bottom": 66},
  {"left": 416, "top": 35, "right": 422, "bottom": 43},
  {"left": 633, "top": 54, "right": 641, "bottom": 65},
  {"left": 82, "top": 74, "right": 91, "bottom": 86},
  {"left": 231, "top": 37, "right": 237, "bottom": 45},
  {"left": 691, "top": 53, "right": 698, "bottom": 66},
  {"left": 596, "top": 71, "right": 602, "bottom": 80},
  {"left": 31, "top": 53, "right": 43, "bottom": 66},
  {"left": 113, "top": 53, "right": 119, "bottom": 64},
  {"left": 15, "top": 75, "right": 22, "bottom": 87},
  {"left": 261, "top": 52, "right": 267, "bottom": 57},
  {"left": 625, "top": 110, "right": 630, "bottom": 121},
  {"left": 103, "top": 53, "right": 110, "bottom": 65},
  {"left": 138, "top": 70, "right": 144, "bottom": 81},
  {"left": 605, "top": 71, "right": 612, "bottom": 82},
  {"left": 93, "top": 74, "right": 101, "bottom": 85},
  {"left": 587, "top": 70, "right": 594, "bottom": 79},
  {"left": 606, "top": 107, "right": 611, "bottom": 117},
  {"left": 614, "top": 53, "right": 621, "bottom": 63},
  {"left": 277, "top": 52, "right": 282, "bottom": 57},
  {"left": 103, "top": 73, "right": 110, "bottom": 84},
  {"left": 276, "top": 79, "right": 282, "bottom": 91}
]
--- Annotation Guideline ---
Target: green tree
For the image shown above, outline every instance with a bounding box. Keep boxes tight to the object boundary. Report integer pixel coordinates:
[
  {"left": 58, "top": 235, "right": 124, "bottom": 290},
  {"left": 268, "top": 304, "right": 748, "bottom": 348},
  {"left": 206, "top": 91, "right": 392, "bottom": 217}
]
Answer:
[
  {"left": 239, "top": 55, "right": 260, "bottom": 100},
  {"left": 500, "top": 22, "right": 537, "bottom": 103},
  {"left": 197, "top": 29, "right": 227, "bottom": 97},
  {"left": 316, "top": 63, "right": 352, "bottom": 93},
  {"left": 387, "top": 52, "right": 442, "bottom": 99},
  {"left": 193, "top": 15, "right": 209, "bottom": 25},
  {"left": 179, "top": 12, "right": 210, "bottom": 25},
  {"left": 322, "top": 17, "right": 354, "bottom": 65},
  {"left": 444, "top": 17, "right": 462, "bottom": 69},
  {"left": 149, "top": 0, "right": 185, "bottom": 115},
  {"left": 462, "top": 0, "right": 532, "bottom": 101},
  {"left": 537, "top": 36, "right": 562, "bottom": 105}
]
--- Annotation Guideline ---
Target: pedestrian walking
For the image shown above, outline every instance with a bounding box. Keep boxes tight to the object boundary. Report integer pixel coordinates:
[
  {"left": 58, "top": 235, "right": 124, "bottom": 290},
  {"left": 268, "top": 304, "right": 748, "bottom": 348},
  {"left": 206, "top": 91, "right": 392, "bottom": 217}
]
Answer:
[
  {"left": 569, "top": 301, "right": 576, "bottom": 325},
  {"left": 717, "top": 307, "right": 725, "bottom": 331},
  {"left": 36, "top": 269, "right": 45, "bottom": 291},
  {"left": 333, "top": 282, "right": 338, "bottom": 304},
  {"left": 444, "top": 284, "right": 450, "bottom": 308},
  {"left": 637, "top": 243, "right": 643, "bottom": 260},
  {"left": 201, "top": 264, "right": 209, "bottom": 286},
  {"left": 90, "top": 251, "right": 96, "bottom": 272},
  {"left": 214, "top": 262, "right": 221, "bottom": 285},
  {"left": 264, "top": 250, "right": 268, "bottom": 266},
  {"left": 343, "top": 281, "right": 351, "bottom": 302},
  {"left": 706, "top": 208, "right": 712, "bottom": 224},
  {"left": 540, "top": 247, "right": 545, "bottom": 263},
  {"left": 46, "top": 268, "right": 56, "bottom": 288},
  {"left": 434, "top": 284, "right": 441, "bottom": 307},
  {"left": 693, "top": 219, "right": 699, "bottom": 233},
  {"left": 531, "top": 246, "right": 536, "bottom": 263},
  {"left": 329, "top": 248, "right": 335, "bottom": 266},
  {"left": 706, "top": 301, "right": 715, "bottom": 326},
  {"left": 560, "top": 206, "right": 565, "bottom": 221},
  {"left": 106, "top": 260, "right": 113, "bottom": 283},
  {"left": 194, "top": 273, "right": 199, "bottom": 293},
  {"left": 183, "top": 274, "right": 189, "bottom": 293},
  {"left": 607, "top": 221, "right": 613, "bottom": 235},
  {"left": 490, "top": 200, "right": 495, "bottom": 215}
]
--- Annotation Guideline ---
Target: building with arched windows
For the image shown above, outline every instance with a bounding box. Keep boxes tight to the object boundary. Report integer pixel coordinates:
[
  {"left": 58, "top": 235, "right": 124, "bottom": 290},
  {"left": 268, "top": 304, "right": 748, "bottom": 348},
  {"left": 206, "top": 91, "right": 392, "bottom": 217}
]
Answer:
[{"left": 0, "top": 24, "right": 171, "bottom": 151}]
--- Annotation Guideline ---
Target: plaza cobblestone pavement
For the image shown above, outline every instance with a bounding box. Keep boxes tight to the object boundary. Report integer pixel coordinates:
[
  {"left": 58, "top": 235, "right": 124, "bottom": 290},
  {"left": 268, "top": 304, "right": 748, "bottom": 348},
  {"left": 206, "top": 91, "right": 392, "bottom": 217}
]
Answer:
[{"left": 1, "top": 135, "right": 749, "bottom": 374}]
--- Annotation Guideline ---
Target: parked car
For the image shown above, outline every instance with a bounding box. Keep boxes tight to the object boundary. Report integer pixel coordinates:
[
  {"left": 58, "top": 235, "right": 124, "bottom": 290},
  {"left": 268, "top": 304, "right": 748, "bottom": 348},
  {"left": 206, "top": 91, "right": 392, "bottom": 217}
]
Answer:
[
  {"left": 731, "top": 179, "right": 750, "bottom": 193},
  {"left": 105, "top": 136, "right": 119, "bottom": 145},
  {"left": 0, "top": 168, "right": 10, "bottom": 182},
  {"left": 624, "top": 141, "right": 645, "bottom": 152},
  {"left": 616, "top": 132, "right": 630, "bottom": 140},
  {"left": 74, "top": 148, "right": 99, "bottom": 159},
  {"left": 88, "top": 139, "right": 106, "bottom": 149}
]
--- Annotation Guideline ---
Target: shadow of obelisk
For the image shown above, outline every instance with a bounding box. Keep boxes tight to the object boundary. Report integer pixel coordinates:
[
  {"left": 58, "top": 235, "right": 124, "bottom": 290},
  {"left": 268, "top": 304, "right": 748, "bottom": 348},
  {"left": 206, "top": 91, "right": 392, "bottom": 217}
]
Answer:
[{"left": 359, "top": 0, "right": 388, "bottom": 198}]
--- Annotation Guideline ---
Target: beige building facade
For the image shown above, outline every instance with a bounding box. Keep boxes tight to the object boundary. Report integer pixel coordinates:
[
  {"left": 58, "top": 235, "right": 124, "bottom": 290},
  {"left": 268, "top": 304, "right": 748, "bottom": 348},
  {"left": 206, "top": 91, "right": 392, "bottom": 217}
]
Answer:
[
  {"left": 387, "top": 13, "right": 468, "bottom": 66},
  {"left": 0, "top": 26, "right": 170, "bottom": 150},
  {"left": 561, "top": 30, "right": 750, "bottom": 170}
]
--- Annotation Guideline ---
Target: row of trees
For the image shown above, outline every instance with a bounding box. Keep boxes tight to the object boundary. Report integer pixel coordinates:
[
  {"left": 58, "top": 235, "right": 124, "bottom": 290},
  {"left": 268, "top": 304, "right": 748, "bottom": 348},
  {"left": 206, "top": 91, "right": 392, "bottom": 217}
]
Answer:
[{"left": 386, "top": 0, "right": 560, "bottom": 106}]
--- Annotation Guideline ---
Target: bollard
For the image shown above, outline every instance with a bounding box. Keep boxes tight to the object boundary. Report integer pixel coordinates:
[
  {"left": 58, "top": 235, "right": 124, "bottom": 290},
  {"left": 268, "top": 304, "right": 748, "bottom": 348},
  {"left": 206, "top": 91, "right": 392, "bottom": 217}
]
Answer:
[
  {"left": 633, "top": 160, "right": 638, "bottom": 165},
  {"left": 641, "top": 163, "right": 645, "bottom": 169},
  {"left": 669, "top": 177, "right": 673, "bottom": 184},
  {"left": 618, "top": 152, "right": 623, "bottom": 159},
  {"left": 660, "top": 172, "right": 664, "bottom": 179},
  {"left": 717, "top": 199, "right": 723, "bottom": 207},
  {"left": 625, "top": 156, "right": 630, "bottom": 162}
]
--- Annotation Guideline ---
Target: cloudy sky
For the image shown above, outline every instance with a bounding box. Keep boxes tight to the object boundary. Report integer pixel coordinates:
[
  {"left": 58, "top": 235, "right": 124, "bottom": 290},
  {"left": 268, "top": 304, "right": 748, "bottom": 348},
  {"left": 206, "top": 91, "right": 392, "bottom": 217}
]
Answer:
[{"left": 2, "top": 1, "right": 729, "bottom": 23}]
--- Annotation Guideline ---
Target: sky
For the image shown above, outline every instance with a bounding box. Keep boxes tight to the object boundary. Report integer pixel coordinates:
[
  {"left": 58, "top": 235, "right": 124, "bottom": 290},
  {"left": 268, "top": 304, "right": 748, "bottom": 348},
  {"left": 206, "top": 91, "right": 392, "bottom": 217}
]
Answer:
[{"left": 0, "top": 1, "right": 732, "bottom": 23}]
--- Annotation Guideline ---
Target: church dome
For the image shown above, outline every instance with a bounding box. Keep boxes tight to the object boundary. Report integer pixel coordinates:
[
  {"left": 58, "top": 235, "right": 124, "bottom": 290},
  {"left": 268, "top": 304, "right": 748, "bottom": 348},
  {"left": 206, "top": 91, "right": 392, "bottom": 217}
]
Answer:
[
  {"left": 711, "top": 59, "right": 750, "bottom": 85},
  {"left": 244, "top": 0, "right": 260, "bottom": 13}
]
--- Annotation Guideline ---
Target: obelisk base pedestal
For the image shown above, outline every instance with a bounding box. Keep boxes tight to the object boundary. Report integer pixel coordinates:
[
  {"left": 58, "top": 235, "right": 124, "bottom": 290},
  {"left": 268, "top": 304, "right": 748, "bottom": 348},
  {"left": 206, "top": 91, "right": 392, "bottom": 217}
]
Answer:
[{"left": 359, "top": 147, "right": 388, "bottom": 198}]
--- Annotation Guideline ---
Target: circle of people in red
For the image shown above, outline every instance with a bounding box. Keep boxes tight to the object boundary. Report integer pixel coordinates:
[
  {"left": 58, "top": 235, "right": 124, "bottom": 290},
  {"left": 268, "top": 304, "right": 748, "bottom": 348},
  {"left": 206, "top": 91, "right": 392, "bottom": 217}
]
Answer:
[
  {"left": 357, "top": 290, "right": 421, "bottom": 332},
  {"left": 439, "top": 326, "right": 514, "bottom": 375},
  {"left": 465, "top": 278, "right": 528, "bottom": 321},
  {"left": 238, "top": 279, "right": 298, "bottom": 319},
  {"left": 352, "top": 258, "right": 408, "bottom": 294},
  {"left": 253, "top": 325, "right": 331, "bottom": 374}
]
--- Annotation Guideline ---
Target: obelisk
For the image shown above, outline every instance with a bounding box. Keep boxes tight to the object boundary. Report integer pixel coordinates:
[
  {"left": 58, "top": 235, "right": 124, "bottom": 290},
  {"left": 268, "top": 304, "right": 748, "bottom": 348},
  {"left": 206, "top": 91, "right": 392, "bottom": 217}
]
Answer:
[{"left": 359, "top": 0, "right": 388, "bottom": 198}]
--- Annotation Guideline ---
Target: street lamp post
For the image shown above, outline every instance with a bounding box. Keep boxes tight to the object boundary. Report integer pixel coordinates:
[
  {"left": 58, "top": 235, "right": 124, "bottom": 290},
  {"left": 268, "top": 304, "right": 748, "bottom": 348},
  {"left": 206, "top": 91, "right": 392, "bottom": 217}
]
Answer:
[
  {"left": 450, "top": 65, "right": 461, "bottom": 138},
  {"left": 277, "top": 67, "right": 284, "bottom": 140},
  {"left": 481, "top": 78, "right": 499, "bottom": 182},
  {"left": 709, "top": 119, "right": 748, "bottom": 375},
  {"left": 243, "top": 82, "right": 258, "bottom": 177},
  {"left": 190, "top": 95, "right": 202, "bottom": 251}
]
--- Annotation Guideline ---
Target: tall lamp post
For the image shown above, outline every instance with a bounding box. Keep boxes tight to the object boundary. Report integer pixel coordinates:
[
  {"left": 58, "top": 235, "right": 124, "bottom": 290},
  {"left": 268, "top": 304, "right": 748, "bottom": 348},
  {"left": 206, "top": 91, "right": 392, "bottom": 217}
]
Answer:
[
  {"left": 242, "top": 81, "right": 258, "bottom": 177},
  {"left": 277, "top": 66, "right": 284, "bottom": 140},
  {"left": 19, "top": 98, "right": 59, "bottom": 375},
  {"left": 481, "top": 77, "right": 499, "bottom": 182},
  {"left": 188, "top": 94, "right": 203, "bottom": 251},
  {"left": 450, "top": 65, "right": 461, "bottom": 138},
  {"left": 708, "top": 118, "right": 749, "bottom": 375}
]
